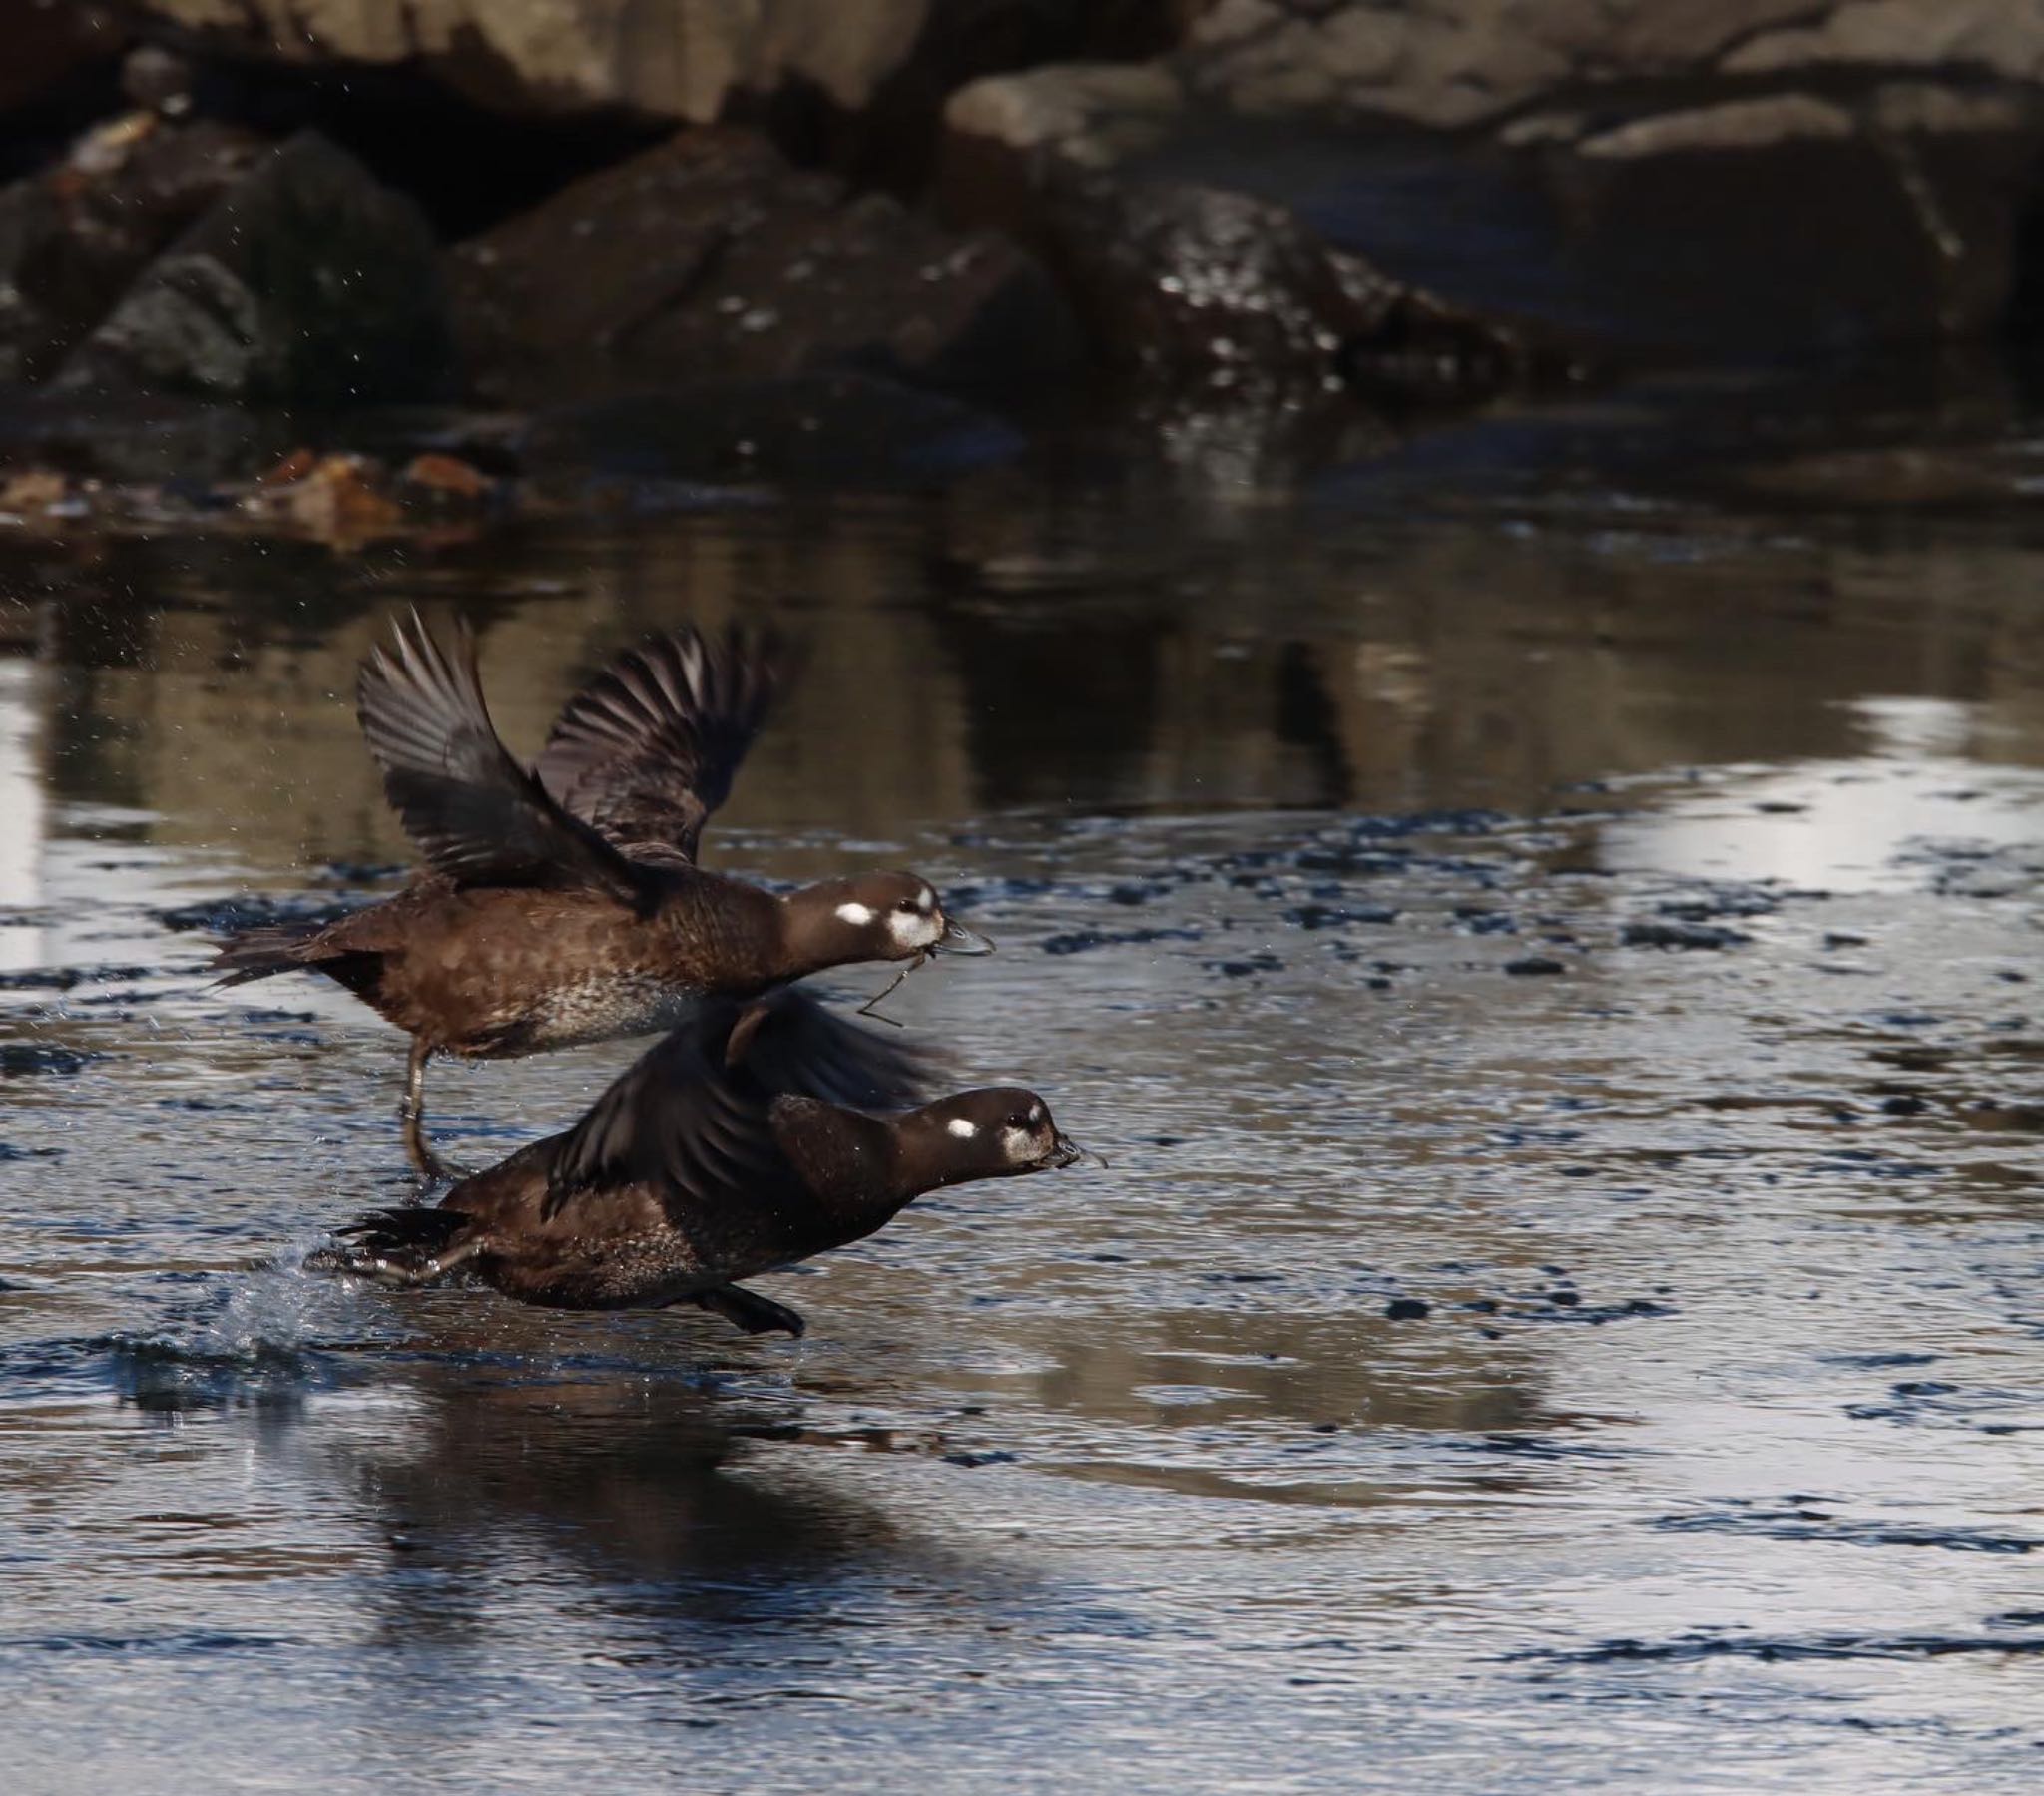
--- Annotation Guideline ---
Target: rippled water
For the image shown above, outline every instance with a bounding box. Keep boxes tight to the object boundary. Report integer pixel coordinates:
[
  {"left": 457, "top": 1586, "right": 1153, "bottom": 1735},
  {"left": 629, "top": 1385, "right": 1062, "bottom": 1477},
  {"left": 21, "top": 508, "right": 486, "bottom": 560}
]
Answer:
[{"left": 5, "top": 393, "right": 2044, "bottom": 1792}]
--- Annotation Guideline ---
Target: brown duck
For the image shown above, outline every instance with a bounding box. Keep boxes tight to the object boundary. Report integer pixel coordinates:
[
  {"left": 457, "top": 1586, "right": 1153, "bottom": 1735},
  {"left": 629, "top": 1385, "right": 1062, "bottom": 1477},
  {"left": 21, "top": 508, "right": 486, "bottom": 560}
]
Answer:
[
  {"left": 321, "top": 989, "right": 1081, "bottom": 1337},
  {"left": 215, "top": 612, "right": 992, "bottom": 1174}
]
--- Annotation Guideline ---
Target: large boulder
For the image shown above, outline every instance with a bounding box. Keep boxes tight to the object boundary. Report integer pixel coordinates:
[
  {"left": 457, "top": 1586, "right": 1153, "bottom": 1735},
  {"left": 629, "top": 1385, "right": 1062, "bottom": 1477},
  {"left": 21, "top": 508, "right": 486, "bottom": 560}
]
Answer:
[
  {"left": 1180, "top": 0, "right": 2044, "bottom": 132},
  {"left": 1020, "top": 168, "right": 1533, "bottom": 397},
  {"left": 945, "top": 4, "right": 2044, "bottom": 358},
  {"left": 0, "top": 115, "right": 263, "bottom": 382},
  {"left": 54, "top": 131, "right": 455, "bottom": 403},
  {"left": 449, "top": 127, "right": 1078, "bottom": 405},
  {"left": 114, "top": 0, "right": 932, "bottom": 122}
]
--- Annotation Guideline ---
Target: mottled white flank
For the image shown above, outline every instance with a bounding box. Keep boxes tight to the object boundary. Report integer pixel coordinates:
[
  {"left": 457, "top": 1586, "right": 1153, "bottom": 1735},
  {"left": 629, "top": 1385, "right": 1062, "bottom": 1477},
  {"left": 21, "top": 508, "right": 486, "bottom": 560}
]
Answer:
[
  {"left": 836, "top": 901, "right": 875, "bottom": 926},
  {"left": 947, "top": 1117, "right": 978, "bottom": 1139},
  {"left": 1000, "top": 1126, "right": 1034, "bottom": 1162}
]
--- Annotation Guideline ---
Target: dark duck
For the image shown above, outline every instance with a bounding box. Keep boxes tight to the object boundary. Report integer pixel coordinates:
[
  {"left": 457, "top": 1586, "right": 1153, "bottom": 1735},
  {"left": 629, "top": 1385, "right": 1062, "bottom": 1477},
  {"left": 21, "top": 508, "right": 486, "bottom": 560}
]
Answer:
[
  {"left": 320, "top": 990, "right": 1083, "bottom": 1338},
  {"left": 214, "top": 611, "right": 992, "bottom": 1175}
]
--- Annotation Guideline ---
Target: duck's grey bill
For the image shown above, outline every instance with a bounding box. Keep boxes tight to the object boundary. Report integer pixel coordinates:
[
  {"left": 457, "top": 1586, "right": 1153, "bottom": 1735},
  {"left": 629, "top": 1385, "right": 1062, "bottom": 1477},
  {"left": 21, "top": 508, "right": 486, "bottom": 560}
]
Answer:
[{"left": 937, "top": 918, "right": 996, "bottom": 955}]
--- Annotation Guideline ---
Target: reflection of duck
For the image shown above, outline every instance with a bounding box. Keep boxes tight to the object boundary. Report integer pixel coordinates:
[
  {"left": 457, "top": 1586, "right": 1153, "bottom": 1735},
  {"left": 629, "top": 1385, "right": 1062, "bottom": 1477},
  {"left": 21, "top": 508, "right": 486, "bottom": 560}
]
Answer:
[
  {"left": 321, "top": 989, "right": 1083, "bottom": 1338},
  {"left": 214, "top": 611, "right": 992, "bottom": 1174},
  {"left": 322, "top": 1358, "right": 1018, "bottom": 1682}
]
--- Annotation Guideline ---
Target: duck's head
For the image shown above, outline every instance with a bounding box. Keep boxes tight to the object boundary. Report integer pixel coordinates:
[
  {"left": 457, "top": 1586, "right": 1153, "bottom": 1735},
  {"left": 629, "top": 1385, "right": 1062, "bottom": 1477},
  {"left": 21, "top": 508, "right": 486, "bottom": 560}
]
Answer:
[
  {"left": 782, "top": 871, "right": 994, "bottom": 972},
  {"left": 907, "top": 1087, "right": 1081, "bottom": 1186}
]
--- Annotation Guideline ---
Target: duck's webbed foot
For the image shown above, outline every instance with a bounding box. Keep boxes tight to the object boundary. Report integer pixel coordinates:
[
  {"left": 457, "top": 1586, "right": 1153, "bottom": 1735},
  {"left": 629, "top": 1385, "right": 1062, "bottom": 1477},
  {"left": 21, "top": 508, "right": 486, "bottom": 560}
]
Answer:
[{"left": 694, "top": 1283, "right": 806, "bottom": 1338}]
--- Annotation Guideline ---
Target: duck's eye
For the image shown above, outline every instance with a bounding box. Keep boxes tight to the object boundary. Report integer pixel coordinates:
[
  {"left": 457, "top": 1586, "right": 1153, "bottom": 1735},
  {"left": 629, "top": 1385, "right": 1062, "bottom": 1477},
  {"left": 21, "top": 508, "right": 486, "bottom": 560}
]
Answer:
[
  {"left": 896, "top": 899, "right": 920, "bottom": 915},
  {"left": 1007, "top": 1112, "right": 1029, "bottom": 1129}
]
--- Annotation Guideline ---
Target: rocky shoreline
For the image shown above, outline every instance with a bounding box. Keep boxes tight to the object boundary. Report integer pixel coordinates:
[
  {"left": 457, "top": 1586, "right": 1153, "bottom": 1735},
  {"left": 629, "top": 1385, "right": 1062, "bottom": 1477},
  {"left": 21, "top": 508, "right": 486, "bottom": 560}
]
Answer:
[{"left": 1, "top": 2, "right": 2042, "bottom": 502}]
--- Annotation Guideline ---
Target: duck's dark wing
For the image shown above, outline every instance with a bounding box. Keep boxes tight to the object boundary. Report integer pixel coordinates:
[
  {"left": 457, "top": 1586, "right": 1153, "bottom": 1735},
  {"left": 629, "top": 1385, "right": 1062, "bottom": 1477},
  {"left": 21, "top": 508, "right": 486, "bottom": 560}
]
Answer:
[
  {"left": 357, "top": 610, "right": 651, "bottom": 905},
  {"left": 542, "top": 989, "right": 934, "bottom": 1221},
  {"left": 533, "top": 626, "right": 788, "bottom": 865}
]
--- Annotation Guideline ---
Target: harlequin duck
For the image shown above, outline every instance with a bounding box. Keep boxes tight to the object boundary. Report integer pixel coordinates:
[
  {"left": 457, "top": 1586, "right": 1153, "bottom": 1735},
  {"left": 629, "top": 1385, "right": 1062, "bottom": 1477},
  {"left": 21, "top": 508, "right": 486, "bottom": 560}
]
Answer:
[
  {"left": 214, "top": 611, "right": 992, "bottom": 1175},
  {"left": 319, "top": 989, "right": 1081, "bottom": 1336}
]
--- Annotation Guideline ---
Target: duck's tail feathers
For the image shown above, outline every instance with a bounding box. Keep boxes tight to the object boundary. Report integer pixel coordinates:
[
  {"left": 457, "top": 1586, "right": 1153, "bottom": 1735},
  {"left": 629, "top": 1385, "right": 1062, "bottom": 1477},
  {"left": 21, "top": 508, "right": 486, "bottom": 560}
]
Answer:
[
  {"left": 309, "top": 1207, "right": 479, "bottom": 1286},
  {"left": 210, "top": 922, "right": 325, "bottom": 987}
]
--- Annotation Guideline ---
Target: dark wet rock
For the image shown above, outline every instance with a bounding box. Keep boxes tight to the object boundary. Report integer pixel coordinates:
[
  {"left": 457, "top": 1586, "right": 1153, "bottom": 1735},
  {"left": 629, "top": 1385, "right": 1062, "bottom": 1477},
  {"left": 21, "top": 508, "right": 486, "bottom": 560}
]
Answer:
[
  {"left": 1040, "top": 926, "right": 1202, "bottom": 956},
  {"left": 0, "top": 1043, "right": 97, "bottom": 1076},
  {"left": 1621, "top": 919, "right": 1751, "bottom": 950},
  {"left": 0, "top": 116, "right": 264, "bottom": 382},
  {"left": 1034, "top": 171, "right": 1531, "bottom": 398},
  {"left": 55, "top": 132, "right": 453, "bottom": 405},
  {"left": 1208, "top": 952, "right": 1282, "bottom": 978},
  {"left": 1880, "top": 1094, "right": 1929, "bottom": 1116},
  {"left": 1503, "top": 956, "right": 1567, "bottom": 976},
  {"left": 950, "top": 18, "right": 2044, "bottom": 360},
  {"left": 451, "top": 128, "right": 1077, "bottom": 407},
  {"left": 517, "top": 373, "right": 1023, "bottom": 487},
  {"left": 1383, "top": 1297, "right": 1431, "bottom": 1321}
]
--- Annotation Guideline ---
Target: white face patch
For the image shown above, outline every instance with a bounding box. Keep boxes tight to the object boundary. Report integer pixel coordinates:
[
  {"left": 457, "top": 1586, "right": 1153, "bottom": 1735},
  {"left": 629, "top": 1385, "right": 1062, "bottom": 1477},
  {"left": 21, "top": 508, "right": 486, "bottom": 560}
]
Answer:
[
  {"left": 946, "top": 1117, "right": 978, "bottom": 1139},
  {"left": 835, "top": 901, "right": 875, "bottom": 927},
  {"left": 999, "top": 1125, "right": 1034, "bottom": 1163},
  {"left": 885, "top": 907, "right": 944, "bottom": 952}
]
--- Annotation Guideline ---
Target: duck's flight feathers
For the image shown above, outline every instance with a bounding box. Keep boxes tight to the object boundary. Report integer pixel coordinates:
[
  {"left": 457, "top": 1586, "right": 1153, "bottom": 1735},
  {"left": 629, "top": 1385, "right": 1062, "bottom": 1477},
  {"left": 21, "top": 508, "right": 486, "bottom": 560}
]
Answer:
[
  {"left": 535, "top": 625, "right": 790, "bottom": 864},
  {"left": 357, "top": 609, "right": 649, "bottom": 905},
  {"left": 542, "top": 988, "right": 935, "bottom": 1220}
]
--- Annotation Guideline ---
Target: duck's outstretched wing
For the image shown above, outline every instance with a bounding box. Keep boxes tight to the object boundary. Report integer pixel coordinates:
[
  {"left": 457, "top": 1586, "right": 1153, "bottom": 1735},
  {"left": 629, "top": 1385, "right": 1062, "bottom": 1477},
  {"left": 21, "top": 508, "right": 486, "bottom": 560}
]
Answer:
[
  {"left": 534, "top": 625, "right": 789, "bottom": 866},
  {"left": 541, "top": 989, "right": 935, "bottom": 1221},
  {"left": 357, "top": 609, "right": 652, "bottom": 905}
]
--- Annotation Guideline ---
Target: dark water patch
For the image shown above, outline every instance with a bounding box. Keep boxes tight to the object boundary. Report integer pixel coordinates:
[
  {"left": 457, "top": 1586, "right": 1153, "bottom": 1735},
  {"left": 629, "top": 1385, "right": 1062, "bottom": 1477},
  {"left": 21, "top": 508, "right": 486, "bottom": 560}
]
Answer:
[
  {"left": 1504, "top": 955, "right": 1569, "bottom": 976},
  {"left": 1518, "top": 1628, "right": 2044, "bottom": 1665},
  {"left": 0, "top": 1632, "right": 299, "bottom": 1658},
  {"left": 0, "top": 1044, "right": 99, "bottom": 1076},
  {"left": 1654, "top": 1502, "right": 2043, "bottom": 1555},
  {"left": 1040, "top": 927, "right": 1204, "bottom": 955},
  {"left": 1282, "top": 902, "right": 1400, "bottom": 929},
  {"left": 1844, "top": 1381, "right": 2044, "bottom": 1433},
  {"left": 1658, "top": 886, "right": 1782, "bottom": 921},
  {"left": 1207, "top": 953, "right": 1284, "bottom": 978},
  {"left": 1620, "top": 920, "right": 1751, "bottom": 950},
  {"left": 0, "top": 1142, "right": 63, "bottom": 1162},
  {"left": 153, "top": 893, "right": 352, "bottom": 935},
  {"left": 0, "top": 965, "right": 161, "bottom": 992}
]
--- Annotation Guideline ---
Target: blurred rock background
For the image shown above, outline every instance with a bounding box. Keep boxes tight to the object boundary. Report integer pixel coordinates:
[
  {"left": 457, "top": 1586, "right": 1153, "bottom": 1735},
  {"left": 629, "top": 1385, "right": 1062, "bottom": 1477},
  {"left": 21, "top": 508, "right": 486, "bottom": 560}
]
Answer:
[{"left": 3, "top": 0, "right": 2044, "bottom": 487}]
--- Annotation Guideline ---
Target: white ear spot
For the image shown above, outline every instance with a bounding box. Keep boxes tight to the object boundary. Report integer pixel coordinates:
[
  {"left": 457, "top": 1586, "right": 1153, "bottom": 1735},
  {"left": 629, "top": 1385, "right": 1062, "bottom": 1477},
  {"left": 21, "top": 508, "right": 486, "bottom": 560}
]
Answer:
[
  {"left": 946, "top": 1117, "right": 978, "bottom": 1139},
  {"left": 835, "top": 901, "right": 875, "bottom": 926},
  {"left": 886, "top": 907, "right": 943, "bottom": 951}
]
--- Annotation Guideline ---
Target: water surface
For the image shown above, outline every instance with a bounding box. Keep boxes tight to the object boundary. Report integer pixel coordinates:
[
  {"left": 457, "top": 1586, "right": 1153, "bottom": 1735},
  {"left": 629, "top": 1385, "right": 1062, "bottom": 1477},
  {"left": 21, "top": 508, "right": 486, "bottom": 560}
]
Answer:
[{"left": 4, "top": 394, "right": 2044, "bottom": 1792}]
